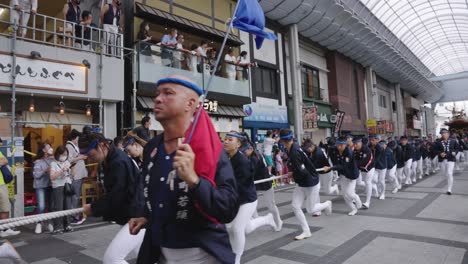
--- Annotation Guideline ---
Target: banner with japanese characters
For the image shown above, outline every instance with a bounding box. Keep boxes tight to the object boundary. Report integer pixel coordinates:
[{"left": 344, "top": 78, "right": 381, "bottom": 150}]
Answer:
[{"left": 0, "top": 52, "right": 87, "bottom": 94}]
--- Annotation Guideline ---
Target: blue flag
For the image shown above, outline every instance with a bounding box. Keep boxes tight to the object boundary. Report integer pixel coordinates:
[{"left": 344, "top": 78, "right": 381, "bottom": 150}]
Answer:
[{"left": 233, "top": 0, "right": 277, "bottom": 49}]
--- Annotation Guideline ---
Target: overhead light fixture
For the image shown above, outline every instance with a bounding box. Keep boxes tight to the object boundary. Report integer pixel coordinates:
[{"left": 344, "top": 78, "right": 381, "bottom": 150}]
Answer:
[
  {"left": 59, "top": 96, "right": 65, "bottom": 115},
  {"left": 29, "top": 94, "right": 35, "bottom": 113},
  {"left": 82, "top": 59, "right": 91, "bottom": 69},
  {"left": 85, "top": 99, "right": 91, "bottom": 116},
  {"left": 30, "top": 50, "right": 42, "bottom": 59}
]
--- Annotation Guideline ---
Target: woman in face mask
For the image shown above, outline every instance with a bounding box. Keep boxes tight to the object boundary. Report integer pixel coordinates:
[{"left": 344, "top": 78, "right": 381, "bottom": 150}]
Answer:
[
  {"left": 49, "top": 146, "right": 73, "bottom": 233},
  {"left": 102, "top": 135, "right": 146, "bottom": 264},
  {"left": 32, "top": 143, "right": 55, "bottom": 234}
]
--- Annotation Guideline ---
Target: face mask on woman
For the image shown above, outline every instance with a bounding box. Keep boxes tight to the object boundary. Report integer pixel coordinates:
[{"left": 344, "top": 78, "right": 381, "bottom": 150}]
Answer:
[
  {"left": 59, "top": 155, "right": 67, "bottom": 162},
  {"left": 47, "top": 148, "right": 54, "bottom": 155}
]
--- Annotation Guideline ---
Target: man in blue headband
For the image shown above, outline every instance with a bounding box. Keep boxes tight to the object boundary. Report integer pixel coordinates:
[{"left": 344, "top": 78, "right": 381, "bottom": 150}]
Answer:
[
  {"left": 129, "top": 75, "right": 239, "bottom": 263},
  {"left": 434, "top": 128, "right": 459, "bottom": 195}
]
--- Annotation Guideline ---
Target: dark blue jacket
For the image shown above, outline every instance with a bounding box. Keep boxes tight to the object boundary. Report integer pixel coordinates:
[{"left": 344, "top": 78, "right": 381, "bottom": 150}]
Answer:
[
  {"left": 354, "top": 145, "right": 374, "bottom": 172},
  {"left": 435, "top": 139, "right": 459, "bottom": 162},
  {"left": 429, "top": 143, "right": 438, "bottom": 159},
  {"left": 310, "top": 147, "right": 330, "bottom": 174},
  {"left": 369, "top": 143, "right": 387, "bottom": 170},
  {"left": 394, "top": 145, "right": 405, "bottom": 168},
  {"left": 412, "top": 144, "right": 422, "bottom": 160},
  {"left": 250, "top": 153, "right": 272, "bottom": 191},
  {"left": 230, "top": 151, "right": 257, "bottom": 205},
  {"left": 286, "top": 143, "right": 319, "bottom": 187},
  {"left": 90, "top": 145, "right": 144, "bottom": 225},
  {"left": 399, "top": 143, "right": 414, "bottom": 162},
  {"left": 137, "top": 134, "right": 239, "bottom": 264},
  {"left": 385, "top": 147, "right": 396, "bottom": 169},
  {"left": 421, "top": 145, "right": 431, "bottom": 159},
  {"left": 330, "top": 147, "right": 359, "bottom": 180}
]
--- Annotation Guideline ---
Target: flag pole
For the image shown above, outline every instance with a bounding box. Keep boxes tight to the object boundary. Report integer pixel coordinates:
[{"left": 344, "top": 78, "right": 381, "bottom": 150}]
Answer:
[{"left": 186, "top": 1, "right": 242, "bottom": 144}]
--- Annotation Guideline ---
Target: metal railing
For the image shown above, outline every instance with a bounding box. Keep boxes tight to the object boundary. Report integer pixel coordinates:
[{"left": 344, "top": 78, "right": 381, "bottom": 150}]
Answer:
[
  {"left": 0, "top": 4, "right": 125, "bottom": 58},
  {"left": 135, "top": 40, "right": 253, "bottom": 85}
]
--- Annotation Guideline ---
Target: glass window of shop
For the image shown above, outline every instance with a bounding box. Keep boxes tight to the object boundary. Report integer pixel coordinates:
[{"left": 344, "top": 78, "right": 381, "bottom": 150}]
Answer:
[
  {"left": 301, "top": 66, "right": 320, "bottom": 100},
  {"left": 252, "top": 65, "right": 279, "bottom": 98}
]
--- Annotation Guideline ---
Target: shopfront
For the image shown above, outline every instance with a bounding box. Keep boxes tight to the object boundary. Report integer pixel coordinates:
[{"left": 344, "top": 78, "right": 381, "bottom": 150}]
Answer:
[
  {"left": 302, "top": 102, "right": 334, "bottom": 143},
  {"left": 243, "top": 102, "right": 289, "bottom": 142}
]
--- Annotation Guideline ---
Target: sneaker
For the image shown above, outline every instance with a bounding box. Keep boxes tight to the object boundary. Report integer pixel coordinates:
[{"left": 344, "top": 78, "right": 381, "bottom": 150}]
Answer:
[
  {"left": 0, "top": 229, "right": 21, "bottom": 238},
  {"left": 294, "top": 231, "right": 312, "bottom": 240},
  {"left": 379, "top": 194, "right": 385, "bottom": 200},
  {"left": 418, "top": 176, "right": 422, "bottom": 180},
  {"left": 266, "top": 214, "right": 276, "bottom": 230},
  {"left": 48, "top": 224, "right": 54, "bottom": 233},
  {"left": 52, "top": 229, "right": 64, "bottom": 234},
  {"left": 392, "top": 187, "right": 398, "bottom": 194},
  {"left": 447, "top": 191, "right": 452, "bottom": 195},
  {"left": 64, "top": 226, "right": 74, "bottom": 233},
  {"left": 324, "top": 200, "right": 332, "bottom": 215},
  {"left": 0, "top": 240, "right": 23, "bottom": 263},
  {"left": 34, "top": 223, "right": 42, "bottom": 234},
  {"left": 348, "top": 209, "right": 358, "bottom": 216},
  {"left": 312, "top": 212, "right": 321, "bottom": 217},
  {"left": 70, "top": 218, "right": 86, "bottom": 226},
  {"left": 362, "top": 202, "right": 369, "bottom": 210}
]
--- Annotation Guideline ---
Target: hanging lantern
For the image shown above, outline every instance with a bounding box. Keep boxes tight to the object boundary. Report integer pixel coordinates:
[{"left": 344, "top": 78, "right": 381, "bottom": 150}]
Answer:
[
  {"left": 29, "top": 94, "right": 35, "bottom": 113},
  {"left": 59, "top": 98, "right": 65, "bottom": 115},
  {"left": 85, "top": 104, "right": 92, "bottom": 116}
]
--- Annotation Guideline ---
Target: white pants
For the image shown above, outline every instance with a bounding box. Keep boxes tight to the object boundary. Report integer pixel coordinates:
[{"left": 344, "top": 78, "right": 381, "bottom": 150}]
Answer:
[
  {"left": 361, "top": 168, "right": 375, "bottom": 205},
  {"left": 386, "top": 165, "right": 398, "bottom": 189},
  {"left": 103, "top": 224, "right": 145, "bottom": 264},
  {"left": 254, "top": 187, "right": 281, "bottom": 227},
  {"left": 291, "top": 185, "right": 328, "bottom": 233},
  {"left": 404, "top": 159, "right": 413, "bottom": 184},
  {"left": 464, "top": 151, "right": 468, "bottom": 164},
  {"left": 456, "top": 153, "right": 463, "bottom": 170},
  {"left": 228, "top": 200, "right": 272, "bottom": 264},
  {"left": 319, "top": 172, "right": 338, "bottom": 195},
  {"left": 440, "top": 160, "right": 455, "bottom": 192},
  {"left": 10, "top": 8, "right": 31, "bottom": 37},
  {"left": 376, "top": 169, "right": 387, "bottom": 195},
  {"left": 424, "top": 157, "right": 431, "bottom": 175},
  {"left": 432, "top": 157, "right": 439, "bottom": 172},
  {"left": 340, "top": 177, "right": 361, "bottom": 212},
  {"left": 227, "top": 71, "right": 236, "bottom": 80},
  {"left": 160, "top": 247, "right": 218, "bottom": 264},
  {"left": 416, "top": 158, "right": 423, "bottom": 179},
  {"left": 103, "top": 24, "right": 119, "bottom": 56},
  {"left": 396, "top": 167, "right": 404, "bottom": 186}
]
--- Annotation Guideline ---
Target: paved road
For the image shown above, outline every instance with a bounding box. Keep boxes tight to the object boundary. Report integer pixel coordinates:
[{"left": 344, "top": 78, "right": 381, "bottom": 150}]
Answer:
[{"left": 4, "top": 165, "right": 468, "bottom": 264}]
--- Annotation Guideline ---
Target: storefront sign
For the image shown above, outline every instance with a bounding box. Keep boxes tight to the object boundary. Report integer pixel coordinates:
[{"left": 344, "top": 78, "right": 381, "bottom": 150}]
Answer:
[
  {"left": 366, "top": 119, "right": 377, "bottom": 127},
  {"left": 332, "top": 110, "right": 345, "bottom": 136},
  {"left": 0, "top": 52, "right": 87, "bottom": 94},
  {"left": 243, "top": 103, "right": 288, "bottom": 124},
  {"left": 303, "top": 106, "right": 318, "bottom": 129},
  {"left": 367, "top": 119, "right": 395, "bottom": 134},
  {"left": 203, "top": 99, "right": 218, "bottom": 113}
]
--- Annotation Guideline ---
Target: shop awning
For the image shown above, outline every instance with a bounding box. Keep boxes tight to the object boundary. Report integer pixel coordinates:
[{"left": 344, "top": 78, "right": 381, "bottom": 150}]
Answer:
[
  {"left": 211, "top": 105, "right": 247, "bottom": 118},
  {"left": 135, "top": 2, "right": 243, "bottom": 47},
  {"left": 137, "top": 96, "right": 154, "bottom": 111}
]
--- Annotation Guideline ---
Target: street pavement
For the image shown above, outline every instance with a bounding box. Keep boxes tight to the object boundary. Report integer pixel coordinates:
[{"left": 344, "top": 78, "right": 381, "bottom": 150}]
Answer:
[{"left": 3, "top": 164, "right": 468, "bottom": 264}]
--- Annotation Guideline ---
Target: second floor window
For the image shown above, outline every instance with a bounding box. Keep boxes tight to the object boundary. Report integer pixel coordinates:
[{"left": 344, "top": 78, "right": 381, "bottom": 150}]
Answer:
[
  {"left": 252, "top": 65, "right": 279, "bottom": 98},
  {"left": 301, "top": 66, "right": 320, "bottom": 100},
  {"left": 379, "top": 94, "right": 387, "bottom": 108}
]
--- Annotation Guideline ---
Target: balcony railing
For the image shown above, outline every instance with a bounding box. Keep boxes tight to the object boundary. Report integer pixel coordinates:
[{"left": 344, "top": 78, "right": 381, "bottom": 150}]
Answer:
[
  {"left": 0, "top": 4, "right": 125, "bottom": 58},
  {"left": 136, "top": 41, "right": 251, "bottom": 98}
]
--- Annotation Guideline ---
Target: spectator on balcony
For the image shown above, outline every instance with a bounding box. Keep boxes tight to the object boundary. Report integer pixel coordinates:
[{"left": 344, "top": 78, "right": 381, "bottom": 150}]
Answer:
[
  {"left": 209, "top": 48, "right": 222, "bottom": 76},
  {"left": 237, "top": 51, "right": 254, "bottom": 81},
  {"left": 196, "top": 40, "right": 212, "bottom": 73},
  {"left": 63, "top": 0, "right": 81, "bottom": 47},
  {"left": 100, "top": 0, "right": 122, "bottom": 56},
  {"left": 137, "top": 21, "right": 153, "bottom": 56},
  {"left": 74, "top": 11, "right": 96, "bottom": 51},
  {"left": 160, "top": 28, "right": 178, "bottom": 67},
  {"left": 188, "top": 44, "right": 199, "bottom": 73},
  {"left": 9, "top": 0, "right": 37, "bottom": 38},
  {"left": 173, "top": 34, "right": 190, "bottom": 69},
  {"left": 224, "top": 48, "right": 237, "bottom": 80}
]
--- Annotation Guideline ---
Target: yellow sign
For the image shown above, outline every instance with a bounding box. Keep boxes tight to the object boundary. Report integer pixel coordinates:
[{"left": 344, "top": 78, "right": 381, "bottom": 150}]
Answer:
[{"left": 366, "top": 119, "right": 377, "bottom": 127}]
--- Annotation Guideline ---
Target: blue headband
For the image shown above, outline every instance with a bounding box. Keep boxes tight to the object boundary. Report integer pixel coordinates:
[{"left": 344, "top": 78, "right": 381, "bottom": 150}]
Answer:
[
  {"left": 280, "top": 132, "right": 294, "bottom": 140},
  {"left": 80, "top": 140, "right": 98, "bottom": 155},
  {"left": 240, "top": 143, "right": 251, "bottom": 153},
  {"left": 352, "top": 139, "right": 362, "bottom": 143},
  {"left": 156, "top": 77, "right": 204, "bottom": 96},
  {"left": 123, "top": 137, "right": 135, "bottom": 149},
  {"left": 336, "top": 140, "right": 348, "bottom": 145},
  {"left": 227, "top": 133, "right": 245, "bottom": 140}
]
